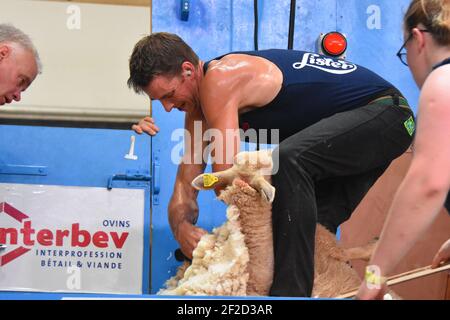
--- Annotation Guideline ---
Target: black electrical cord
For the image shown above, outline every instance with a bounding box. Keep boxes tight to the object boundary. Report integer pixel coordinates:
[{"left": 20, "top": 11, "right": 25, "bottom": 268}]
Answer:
[
  {"left": 254, "top": 0, "right": 259, "bottom": 51},
  {"left": 288, "top": 0, "right": 296, "bottom": 49},
  {"left": 251, "top": 0, "right": 259, "bottom": 149}
]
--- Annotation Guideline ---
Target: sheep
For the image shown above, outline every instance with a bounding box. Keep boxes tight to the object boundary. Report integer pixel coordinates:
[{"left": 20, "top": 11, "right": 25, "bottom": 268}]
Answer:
[{"left": 158, "top": 150, "right": 381, "bottom": 298}]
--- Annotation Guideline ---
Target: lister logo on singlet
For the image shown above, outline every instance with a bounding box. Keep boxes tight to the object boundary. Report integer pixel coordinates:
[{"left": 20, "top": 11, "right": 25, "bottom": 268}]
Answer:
[{"left": 293, "top": 53, "right": 357, "bottom": 74}]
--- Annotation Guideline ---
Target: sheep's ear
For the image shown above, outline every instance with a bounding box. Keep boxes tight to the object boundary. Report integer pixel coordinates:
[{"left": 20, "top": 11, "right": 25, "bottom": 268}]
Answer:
[
  {"left": 259, "top": 180, "right": 276, "bottom": 203},
  {"left": 233, "top": 152, "right": 247, "bottom": 166},
  {"left": 257, "top": 149, "right": 274, "bottom": 170},
  {"left": 191, "top": 173, "right": 219, "bottom": 190},
  {"left": 232, "top": 153, "right": 239, "bottom": 165}
]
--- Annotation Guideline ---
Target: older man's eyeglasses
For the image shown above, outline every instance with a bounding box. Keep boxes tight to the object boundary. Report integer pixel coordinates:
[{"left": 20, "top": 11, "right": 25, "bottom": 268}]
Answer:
[{"left": 396, "top": 29, "right": 430, "bottom": 66}]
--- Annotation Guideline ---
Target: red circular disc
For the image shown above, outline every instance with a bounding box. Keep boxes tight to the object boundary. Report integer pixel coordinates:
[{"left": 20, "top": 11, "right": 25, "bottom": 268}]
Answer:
[{"left": 322, "top": 32, "right": 347, "bottom": 56}]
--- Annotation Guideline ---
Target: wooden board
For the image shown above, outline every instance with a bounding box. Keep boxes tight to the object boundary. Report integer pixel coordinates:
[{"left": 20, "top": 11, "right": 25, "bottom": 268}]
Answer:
[{"left": 337, "top": 264, "right": 450, "bottom": 299}]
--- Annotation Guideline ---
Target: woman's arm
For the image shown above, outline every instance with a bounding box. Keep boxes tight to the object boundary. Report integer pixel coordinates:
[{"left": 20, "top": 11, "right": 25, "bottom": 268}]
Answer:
[{"left": 356, "top": 68, "right": 450, "bottom": 299}]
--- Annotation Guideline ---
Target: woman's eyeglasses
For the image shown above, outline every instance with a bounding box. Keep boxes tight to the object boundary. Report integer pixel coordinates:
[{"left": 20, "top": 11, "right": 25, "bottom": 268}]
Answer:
[{"left": 396, "top": 29, "right": 430, "bottom": 66}]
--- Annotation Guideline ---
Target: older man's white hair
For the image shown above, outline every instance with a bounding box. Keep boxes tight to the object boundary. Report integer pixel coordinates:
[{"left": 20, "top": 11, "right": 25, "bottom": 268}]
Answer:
[{"left": 0, "top": 24, "right": 42, "bottom": 73}]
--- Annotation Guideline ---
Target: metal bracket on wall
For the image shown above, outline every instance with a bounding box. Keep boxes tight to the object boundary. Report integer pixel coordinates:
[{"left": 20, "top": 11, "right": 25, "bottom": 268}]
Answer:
[
  {"left": 152, "top": 151, "right": 160, "bottom": 205},
  {"left": 0, "top": 165, "right": 48, "bottom": 176},
  {"left": 180, "top": 0, "right": 190, "bottom": 21},
  {"left": 107, "top": 170, "right": 151, "bottom": 190}
]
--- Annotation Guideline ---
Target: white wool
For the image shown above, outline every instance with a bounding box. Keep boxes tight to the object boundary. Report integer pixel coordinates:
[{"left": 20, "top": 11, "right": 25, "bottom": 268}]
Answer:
[{"left": 158, "top": 205, "right": 250, "bottom": 296}]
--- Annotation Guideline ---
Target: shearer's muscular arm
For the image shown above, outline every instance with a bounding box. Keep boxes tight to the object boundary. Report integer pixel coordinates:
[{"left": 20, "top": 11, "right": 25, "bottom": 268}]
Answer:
[
  {"left": 170, "top": 64, "right": 243, "bottom": 258},
  {"left": 200, "top": 67, "right": 241, "bottom": 185},
  {"left": 169, "top": 78, "right": 239, "bottom": 258},
  {"left": 171, "top": 54, "right": 281, "bottom": 257},
  {"left": 201, "top": 54, "right": 282, "bottom": 189},
  {"left": 168, "top": 109, "right": 209, "bottom": 259}
]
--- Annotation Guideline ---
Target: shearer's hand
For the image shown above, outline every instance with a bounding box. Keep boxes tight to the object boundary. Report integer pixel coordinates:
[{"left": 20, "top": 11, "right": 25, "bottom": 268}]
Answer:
[
  {"left": 431, "top": 238, "right": 450, "bottom": 268},
  {"left": 175, "top": 221, "right": 208, "bottom": 260},
  {"left": 132, "top": 116, "right": 160, "bottom": 136}
]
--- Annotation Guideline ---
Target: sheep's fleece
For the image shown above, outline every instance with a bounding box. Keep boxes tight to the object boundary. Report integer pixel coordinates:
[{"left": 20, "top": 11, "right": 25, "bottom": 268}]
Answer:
[{"left": 158, "top": 202, "right": 250, "bottom": 296}]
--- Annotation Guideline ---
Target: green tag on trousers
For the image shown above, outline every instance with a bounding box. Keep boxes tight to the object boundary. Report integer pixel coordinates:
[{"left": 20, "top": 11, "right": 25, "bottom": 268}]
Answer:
[{"left": 404, "top": 116, "right": 415, "bottom": 136}]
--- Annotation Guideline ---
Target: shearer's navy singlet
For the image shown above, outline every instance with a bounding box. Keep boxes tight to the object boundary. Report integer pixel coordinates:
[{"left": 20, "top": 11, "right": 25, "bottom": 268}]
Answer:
[{"left": 203, "top": 49, "right": 401, "bottom": 142}]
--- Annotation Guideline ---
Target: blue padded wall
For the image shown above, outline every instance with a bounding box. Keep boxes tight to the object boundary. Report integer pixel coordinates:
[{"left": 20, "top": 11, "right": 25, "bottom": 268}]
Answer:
[
  {"left": 336, "top": 0, "right": 420, "bottom": 110},
  {"left": 0, "top": 125, "right": 152, "bottom": 294}
]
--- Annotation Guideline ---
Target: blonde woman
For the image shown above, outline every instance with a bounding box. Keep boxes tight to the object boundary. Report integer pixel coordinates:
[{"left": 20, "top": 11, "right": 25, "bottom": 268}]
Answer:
[{"left": 357, "top": 0, "right": 450, "bottom": 300}]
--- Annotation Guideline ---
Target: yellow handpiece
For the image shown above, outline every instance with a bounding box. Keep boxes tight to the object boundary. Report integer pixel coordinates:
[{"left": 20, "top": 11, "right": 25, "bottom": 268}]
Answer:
[{"left": 203, "top": 174, "right": 219, "bottom": 188}]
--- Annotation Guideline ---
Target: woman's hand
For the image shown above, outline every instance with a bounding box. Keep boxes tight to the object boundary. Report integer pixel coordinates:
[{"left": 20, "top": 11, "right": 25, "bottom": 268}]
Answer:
[{"left": 431, "top": 238, "right": 450, "bottom": 268}]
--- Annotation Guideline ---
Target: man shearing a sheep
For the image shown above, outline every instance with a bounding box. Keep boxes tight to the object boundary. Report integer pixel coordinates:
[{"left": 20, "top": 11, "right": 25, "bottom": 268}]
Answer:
[{"left": 128, "top": 32, "right": 414, "bottom": 297}]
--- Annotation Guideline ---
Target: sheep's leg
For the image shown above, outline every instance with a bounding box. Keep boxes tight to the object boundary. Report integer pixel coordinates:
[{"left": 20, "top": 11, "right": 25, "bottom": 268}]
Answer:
[
  {"left": 341, "top": 240, "right": 378, "bottom": 261},
  {"left": 191, "top": 168, "right": 237, "bottom": 190},
  {"left": 250, "top": 176, "right": 276, "bottom": 203},
  {"left": 330, "top": 239, "right": 378, "bottom": 262}
]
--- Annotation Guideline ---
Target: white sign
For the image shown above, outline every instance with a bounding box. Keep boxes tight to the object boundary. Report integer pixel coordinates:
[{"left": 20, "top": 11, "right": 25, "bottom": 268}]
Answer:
[{"left": 0, "top": 183, "right": 145, "bottom": 294}]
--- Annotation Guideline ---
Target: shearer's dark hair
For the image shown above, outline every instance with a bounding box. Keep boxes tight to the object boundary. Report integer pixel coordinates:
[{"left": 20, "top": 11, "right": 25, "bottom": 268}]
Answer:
[{"left": 127, "top": 32, "right": 199, "bottom": 94}]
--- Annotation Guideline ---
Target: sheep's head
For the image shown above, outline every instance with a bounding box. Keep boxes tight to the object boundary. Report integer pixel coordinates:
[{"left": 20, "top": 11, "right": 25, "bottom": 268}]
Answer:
[
  {"left": 233, "top": 150, "right": 273, "bottom": 174},
  {"left": 191, "top": 150, "right": 275, "bottom": 203}
]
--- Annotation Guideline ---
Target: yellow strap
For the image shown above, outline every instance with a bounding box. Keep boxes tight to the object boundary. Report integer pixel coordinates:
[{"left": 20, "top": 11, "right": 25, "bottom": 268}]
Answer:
[{"left": 365, "top": 269, "right": 387, "bottom": 286}]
